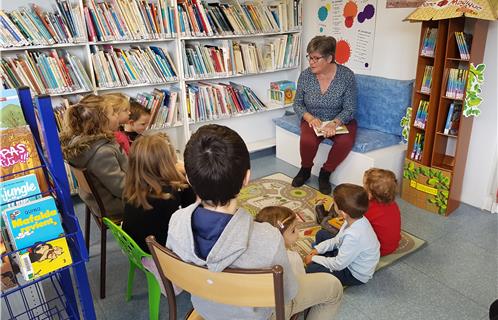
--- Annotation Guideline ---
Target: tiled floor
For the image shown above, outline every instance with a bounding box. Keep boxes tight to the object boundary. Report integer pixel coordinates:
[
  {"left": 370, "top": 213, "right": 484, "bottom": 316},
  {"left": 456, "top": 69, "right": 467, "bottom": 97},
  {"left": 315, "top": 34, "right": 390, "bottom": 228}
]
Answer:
[{"left": 76, "top": 149, "right": 497, "bottom": 319}]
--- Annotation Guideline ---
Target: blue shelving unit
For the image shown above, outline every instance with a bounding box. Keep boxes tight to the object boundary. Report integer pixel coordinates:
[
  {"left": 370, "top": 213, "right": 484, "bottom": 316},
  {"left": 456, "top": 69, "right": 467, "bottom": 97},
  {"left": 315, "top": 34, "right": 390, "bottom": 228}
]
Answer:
[{"left": 1, "top": 87, "right": 96, "bottom": 320}]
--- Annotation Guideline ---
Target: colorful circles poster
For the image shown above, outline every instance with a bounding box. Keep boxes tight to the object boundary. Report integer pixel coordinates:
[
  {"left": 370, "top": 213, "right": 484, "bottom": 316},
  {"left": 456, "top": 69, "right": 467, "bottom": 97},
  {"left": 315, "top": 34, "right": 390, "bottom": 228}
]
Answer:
[{"left": 316, "top": 0, "right": 378, "bottom": 71}]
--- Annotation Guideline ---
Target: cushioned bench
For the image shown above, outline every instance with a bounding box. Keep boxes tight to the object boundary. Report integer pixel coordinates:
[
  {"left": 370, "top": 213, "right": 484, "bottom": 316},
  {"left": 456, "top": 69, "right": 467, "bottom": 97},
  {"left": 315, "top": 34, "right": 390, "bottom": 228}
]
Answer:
[{"left": 274, "top": 74, "right": 414, "bottom": 186}]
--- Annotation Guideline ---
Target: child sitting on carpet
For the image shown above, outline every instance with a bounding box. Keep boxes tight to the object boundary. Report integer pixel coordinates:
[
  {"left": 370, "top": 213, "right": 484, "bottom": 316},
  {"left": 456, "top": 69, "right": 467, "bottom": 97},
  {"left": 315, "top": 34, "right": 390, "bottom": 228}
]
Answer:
[
  {"left": 115, "top": 100, "right": 151, "bottom": 155},
  {"left": 255, "top": 206, "right": 305, "bottom": 276},
  {"left": 305, "top": 184, "right": 380, "bottom": 286},
  {"left": 363, "top": 168, "right": 401, "bottom": 256}
]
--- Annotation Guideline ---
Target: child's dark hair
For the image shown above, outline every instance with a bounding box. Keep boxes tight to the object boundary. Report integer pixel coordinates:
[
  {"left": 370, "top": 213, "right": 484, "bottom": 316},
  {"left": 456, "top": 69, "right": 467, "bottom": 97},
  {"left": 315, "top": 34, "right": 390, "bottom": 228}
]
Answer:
[
  {"left": 184, "top": 124, "right": 250, "bottom": 206},
  {"left": 129, "top": 100, "right": 151, "bottom": 121},
  {"left": 255, "top": 206, "right": 296, "bottom": 234},
  {"left": 363, "top": 168, "right": 397, "bottom": 203},
  {"left": 333, "top": 184, "right": 369, "bottom": 219}
]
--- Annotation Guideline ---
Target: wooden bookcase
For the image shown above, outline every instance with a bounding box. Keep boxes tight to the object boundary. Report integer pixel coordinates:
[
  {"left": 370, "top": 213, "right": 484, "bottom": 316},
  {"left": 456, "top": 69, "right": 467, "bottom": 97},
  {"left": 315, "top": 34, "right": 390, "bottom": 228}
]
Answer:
[{"left": 402, "top": 17, "right": 489, "bottom": 216}]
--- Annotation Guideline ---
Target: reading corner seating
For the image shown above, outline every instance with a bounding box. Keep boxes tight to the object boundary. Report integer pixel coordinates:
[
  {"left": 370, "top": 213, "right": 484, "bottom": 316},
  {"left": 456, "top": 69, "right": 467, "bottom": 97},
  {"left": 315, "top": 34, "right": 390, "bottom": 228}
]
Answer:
[{"left": 274, "top": 74, "right": 414, "bottom": 186}]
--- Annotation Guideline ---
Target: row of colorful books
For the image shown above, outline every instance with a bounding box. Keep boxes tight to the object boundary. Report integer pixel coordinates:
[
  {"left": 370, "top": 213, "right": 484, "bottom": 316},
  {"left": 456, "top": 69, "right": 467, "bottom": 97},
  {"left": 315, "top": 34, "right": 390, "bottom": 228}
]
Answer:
[
  {"left": 420, "top": 65, "right": 433, "bottom": 94},
  {"left": 420, "top": 27, "right": 437, "bottom": 57},
  {"left": 0, "top": 1, "right": 86, "bottom": 48},
  {"left": 90, "top": 45, "right": 178, "bottom": 89},
  {"left": 454, "top": 32, "right": 472, "bottom": 60},
  {"left": 183, "top": 34, "right": 300, "bottom": 79},
  {"left": 445, "top": 68, "right": 468, "bottom": 100},
  {"left": 84, "top": 0, "right": 177, "bottom": 42},
  {"left": 1, "top": 50, "right": 92, "bottom": 95},
  {"left": 413, "top": 100, "right": 429, "bottom": 130},
  {"left": 186, "top": 81, "right": 265, "bottom": 122},
  {"left": 177, "top": 0, "right": 301, "bottom": 37},
  {"left": 443, "top": 101, "right": 462, "bottom": 136},
  {"left": 135, "top": 87, "right": 181, "bottom": 129},
  {"left": 1, "top": 123, "right": 72, "bottom": 291},
  {"left": 410, "top": 132, "right": 424, "bottom": 161}
]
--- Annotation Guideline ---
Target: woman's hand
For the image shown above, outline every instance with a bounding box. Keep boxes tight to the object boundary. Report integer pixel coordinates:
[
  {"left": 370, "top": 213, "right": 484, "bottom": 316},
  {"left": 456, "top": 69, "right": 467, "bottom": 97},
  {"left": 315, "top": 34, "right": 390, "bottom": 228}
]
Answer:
[
  {"left": 322, "top": 119, "right": 341, "bottom": 138},
  {"left": 308, "top": 117, "right": 321, "bottom": 129}
]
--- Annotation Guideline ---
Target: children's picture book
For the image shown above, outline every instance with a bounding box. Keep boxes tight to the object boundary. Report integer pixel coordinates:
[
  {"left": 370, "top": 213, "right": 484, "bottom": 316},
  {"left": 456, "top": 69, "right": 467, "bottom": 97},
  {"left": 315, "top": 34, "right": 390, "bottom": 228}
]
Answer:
[
  {"left": 1, "top": 235, "right": 19, "bottom": 291},
  {"left": 0, "top": 89, "right": 26, "bottom": 129},
  {"left": 313, "top": 121, "right": 349, "bottom": 137},
  {"left": 0, "top": 174, "right": 42, "bottom": 213},
  {"left": 19, "top": 237, "right": 72, "bottom": 281},
  {"left": 2, "top": 196, "right": 65, "bottom": 251}
]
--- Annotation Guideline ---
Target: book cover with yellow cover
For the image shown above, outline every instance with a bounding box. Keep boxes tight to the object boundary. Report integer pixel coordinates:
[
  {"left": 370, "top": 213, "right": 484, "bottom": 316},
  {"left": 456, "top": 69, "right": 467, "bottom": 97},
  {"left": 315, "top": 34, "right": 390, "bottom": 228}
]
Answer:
[{"left": 19, "top": 237, "right": 72, "bottom": 280}]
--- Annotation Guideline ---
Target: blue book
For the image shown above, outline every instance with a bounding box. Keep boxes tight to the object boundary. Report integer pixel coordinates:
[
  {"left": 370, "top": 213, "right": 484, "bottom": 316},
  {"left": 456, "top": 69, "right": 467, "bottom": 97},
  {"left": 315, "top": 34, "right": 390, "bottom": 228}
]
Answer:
[
  {"left": 444, "top": 103, "right": 455, "bottom": 135},
  {"left": 2, "top": 196, "right": 65, "bottom": 251},
  {"left": 0, "top": 174, "right": 41, "bottom": 213}
]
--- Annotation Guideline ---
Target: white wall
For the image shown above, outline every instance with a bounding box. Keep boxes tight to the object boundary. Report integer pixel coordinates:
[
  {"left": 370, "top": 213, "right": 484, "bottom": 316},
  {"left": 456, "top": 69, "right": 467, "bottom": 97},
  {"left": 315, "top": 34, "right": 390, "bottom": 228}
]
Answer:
[{"left": 303, "top": 0, "right": 498, "bottom": 210}]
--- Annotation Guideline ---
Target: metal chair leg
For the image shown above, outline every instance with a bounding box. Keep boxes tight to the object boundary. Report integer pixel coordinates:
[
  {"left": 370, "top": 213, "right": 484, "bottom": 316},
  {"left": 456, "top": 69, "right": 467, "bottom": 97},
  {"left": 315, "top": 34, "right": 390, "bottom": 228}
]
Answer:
[
  {"left": 85, "top": 206, "right": 91, "bottom": 252},
  {"left": 100, "top": 225, "right": 107, "bottom": 299}
]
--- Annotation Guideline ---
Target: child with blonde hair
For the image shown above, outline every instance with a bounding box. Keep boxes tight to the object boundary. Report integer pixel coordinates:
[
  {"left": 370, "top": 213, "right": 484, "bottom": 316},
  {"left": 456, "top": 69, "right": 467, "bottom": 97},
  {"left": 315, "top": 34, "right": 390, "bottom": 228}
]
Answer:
[
  {"left": 255, "top": 206, "right": 305, "bottom": 276},
  {"left": 115, "top": 100, "right": 151, "bottom": 155},
  {"left": 60, "top": 94, "right": 128, "bottom": 221},
  {"left": 122, "top": 133, "right": 195, "bottom": 253},
  {"left": 363, "top": 168, "right": 401, "bottom": 256}
]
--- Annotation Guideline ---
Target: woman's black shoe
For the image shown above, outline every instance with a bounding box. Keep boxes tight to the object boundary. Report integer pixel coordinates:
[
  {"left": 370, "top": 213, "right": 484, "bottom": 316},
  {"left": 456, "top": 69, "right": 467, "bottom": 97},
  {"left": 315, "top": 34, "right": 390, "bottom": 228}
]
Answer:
[
  {"left": 318, "top": 169, "right": 332, "bottom": 195},
  {"left": 291, "top": 167, "right": 311, "bottom": 187}
]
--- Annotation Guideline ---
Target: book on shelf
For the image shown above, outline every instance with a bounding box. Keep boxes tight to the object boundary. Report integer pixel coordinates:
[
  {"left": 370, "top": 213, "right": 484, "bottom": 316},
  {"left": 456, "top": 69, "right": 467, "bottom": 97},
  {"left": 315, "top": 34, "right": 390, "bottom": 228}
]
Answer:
[
  {"left": 313, "top": 121, "right": 349, "bottom": 137},
  {"left": 420, "top": 65, "right": 433, "bottom": 94},
  {"left": 0, "top": 1, "right": 86, "bottom": 48},
  {"left": 445, "top": 68, "right": 468, "bottom": 99},
  {"left": 135, "top": 87, "right": 181, "bottom": 129},
  {"left": 420, "top": 27, "right": 437, "bottom": 57},
  {"left": 454, "top": 32, "right": 472, "bottom": 60},
  {"left": 269, "top": 80, "right": 296, "bottom": 105},
  {"left": 410, "top": 132, "right": 424, "bottom": 161},
  {"left": 2, "top": 196, "right": 72, "bottom": 280},
  {"left": 0, "top": 88, "right": 27, "bottom": 130},
  {"left": 443, "top": 102, "right": 462, "bottom": 136},
  {"left": 1, "top": 49, "right": 92, "bottom": 95},
  {"left": 413, "top": 100, "right": 429, "bottom": 129},
  {"left": 0, "top": 174, "right": 42, "bottom": 214}
]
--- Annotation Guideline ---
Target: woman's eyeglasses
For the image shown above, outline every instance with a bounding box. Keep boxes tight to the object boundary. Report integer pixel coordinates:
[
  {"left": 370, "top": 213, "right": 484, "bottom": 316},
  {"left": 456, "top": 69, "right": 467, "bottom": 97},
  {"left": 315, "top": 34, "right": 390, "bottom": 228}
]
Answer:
[{"left": 306, "top": 54, "right": 324, "bottom": 63}]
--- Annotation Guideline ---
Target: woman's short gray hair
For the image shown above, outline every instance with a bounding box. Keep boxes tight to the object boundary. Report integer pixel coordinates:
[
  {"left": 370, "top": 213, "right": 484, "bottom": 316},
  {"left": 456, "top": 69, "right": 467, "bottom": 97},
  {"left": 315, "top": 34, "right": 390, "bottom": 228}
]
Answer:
[{"left": 307, "top": 36, "right": 336, "bottom": 63}]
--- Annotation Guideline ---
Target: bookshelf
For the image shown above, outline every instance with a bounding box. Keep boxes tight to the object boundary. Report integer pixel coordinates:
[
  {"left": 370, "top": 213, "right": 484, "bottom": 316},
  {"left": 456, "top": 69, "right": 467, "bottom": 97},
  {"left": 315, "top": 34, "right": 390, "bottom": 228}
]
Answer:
[
  {"left": 402, "top": 17, "right": 489, "bottom": 216},
  {"left": 1, "top": 0, "right": 302, "bottom": 153}
]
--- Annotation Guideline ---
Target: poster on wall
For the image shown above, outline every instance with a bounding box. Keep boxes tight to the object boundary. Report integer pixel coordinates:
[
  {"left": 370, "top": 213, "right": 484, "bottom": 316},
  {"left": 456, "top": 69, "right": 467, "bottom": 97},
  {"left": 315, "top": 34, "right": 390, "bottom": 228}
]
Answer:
[
  {"left": 316, "top": 0, "right": 378, "bottom": 71},
  {"left": 386, "top": 0, "right": 425, "bottom": 8}
]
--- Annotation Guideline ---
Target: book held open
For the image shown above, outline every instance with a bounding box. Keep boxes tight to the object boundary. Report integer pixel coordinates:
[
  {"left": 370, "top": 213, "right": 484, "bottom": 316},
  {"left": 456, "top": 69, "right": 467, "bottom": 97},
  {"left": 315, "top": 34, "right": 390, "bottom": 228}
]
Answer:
[{"left": 313, "top": 121, "right": 349, "bottom": 137}]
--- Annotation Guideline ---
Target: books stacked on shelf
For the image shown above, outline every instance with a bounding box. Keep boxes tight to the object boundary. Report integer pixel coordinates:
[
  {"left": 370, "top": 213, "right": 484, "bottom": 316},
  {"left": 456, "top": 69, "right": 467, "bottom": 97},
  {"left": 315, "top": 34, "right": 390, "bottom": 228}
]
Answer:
[
  {"left": 183, "top": 34, "right": 300, "bottom": 79},
  {"left": 413, "top": 100, "right": 429, "bottom": 129},
  {"left": 454, "top": 32, "right": 471, "bottom": 60},
  {"left": 2, "top": 196, "right": 72, "bottom": 281},
  {"left": 135, "top": 87, "right": 181, "bottom": 129},
  {"left": 420, "top": 28, "right": 437, "bottom": 57},
  {"left": 0, "top": 1, "right": 86, "bottom": 48},
  {"left": 1, "top": 50, "right": 92, "bottom": 95},
  {"left": 445, "top": 68, "right": 468, "bottom": 99},
  {"left": 177, "top": 0, "right": 301, "bottom": 37},
  {"left": 268, "top": 80, "right": 296, "bottom": 106},
  {"left": 90, "top": 45, "right": 177, "bottom": 88},
  {"left": 0, "top": 89, "right": 27, "bottom": 130},
  {"left": 420, "top": 65, "right": 433, "bottom": 94},
  {"left": 186, "top": 81, "right": 265, "bottom": 122},
  {"left": 443, "top": 101, "right": 462, "bottom": 136},
  {"left": 410, "top": 132, "right": 424, "bottom": 161},
  {"left": 84, "top": 0, "right": 177, "bottom": 42}
]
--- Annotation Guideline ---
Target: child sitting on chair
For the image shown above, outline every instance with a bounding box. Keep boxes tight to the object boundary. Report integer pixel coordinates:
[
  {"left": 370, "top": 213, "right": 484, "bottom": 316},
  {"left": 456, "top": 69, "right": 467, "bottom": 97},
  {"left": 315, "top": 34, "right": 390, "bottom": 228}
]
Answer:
[
  {"left": 305, "top": 184, "right": 380, "bottom": 286},
  {"left": 255, "top": 206, "right": 305, "bottom": 276},
  {"left": 60, "top": 94, "right": 128, "bottom": 221},
  {"left": 115, "top": 100, "right": 151, "bottom": 155},
  {"left": 363, "top": 168, "right": 401, "bottom": 256},
  {"left": 122, "top": 133, "right": 196, "bottom": 254}
]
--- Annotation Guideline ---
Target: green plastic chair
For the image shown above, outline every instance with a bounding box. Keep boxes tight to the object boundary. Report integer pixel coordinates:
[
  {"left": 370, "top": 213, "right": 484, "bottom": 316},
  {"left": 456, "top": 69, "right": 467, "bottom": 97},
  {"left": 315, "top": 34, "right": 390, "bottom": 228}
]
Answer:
[{"left": 103, "top": 218, "right": 162, "bottom": 320}]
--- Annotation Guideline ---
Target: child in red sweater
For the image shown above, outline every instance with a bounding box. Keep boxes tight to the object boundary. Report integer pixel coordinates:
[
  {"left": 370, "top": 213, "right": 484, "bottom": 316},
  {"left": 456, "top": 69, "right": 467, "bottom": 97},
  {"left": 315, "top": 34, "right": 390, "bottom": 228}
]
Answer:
[{"left": 363, "top": 168, "right": 401, "bottom": 256}]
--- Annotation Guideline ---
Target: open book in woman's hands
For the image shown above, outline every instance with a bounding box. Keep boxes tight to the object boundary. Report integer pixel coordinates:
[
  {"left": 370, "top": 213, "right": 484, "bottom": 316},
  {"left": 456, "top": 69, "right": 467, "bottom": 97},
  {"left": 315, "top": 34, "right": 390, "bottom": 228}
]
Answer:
[{"left": 313, "top": 121, "right": 349, "bottom": 137}]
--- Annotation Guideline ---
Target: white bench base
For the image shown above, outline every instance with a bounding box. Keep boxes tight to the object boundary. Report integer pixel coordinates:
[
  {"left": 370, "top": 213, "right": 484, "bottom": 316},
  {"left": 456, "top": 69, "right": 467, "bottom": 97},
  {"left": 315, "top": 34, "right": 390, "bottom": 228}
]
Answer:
[{"left": 276, "top": 127, "right": 407, "bottom": 186}]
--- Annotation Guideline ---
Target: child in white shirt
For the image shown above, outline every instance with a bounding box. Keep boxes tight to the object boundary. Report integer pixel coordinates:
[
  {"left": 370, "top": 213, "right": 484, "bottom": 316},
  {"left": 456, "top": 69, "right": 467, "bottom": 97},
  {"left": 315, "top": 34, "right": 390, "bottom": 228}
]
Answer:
[{"left": 305, "top": 184, "right": 380, "bottom": 286}]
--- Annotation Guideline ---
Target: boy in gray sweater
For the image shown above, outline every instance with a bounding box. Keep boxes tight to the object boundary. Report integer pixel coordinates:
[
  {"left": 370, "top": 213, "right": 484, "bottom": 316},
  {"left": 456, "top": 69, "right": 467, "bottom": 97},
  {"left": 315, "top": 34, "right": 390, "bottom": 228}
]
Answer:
[{"left": 167, "top": 124, "right": 343, "bottom": 320}]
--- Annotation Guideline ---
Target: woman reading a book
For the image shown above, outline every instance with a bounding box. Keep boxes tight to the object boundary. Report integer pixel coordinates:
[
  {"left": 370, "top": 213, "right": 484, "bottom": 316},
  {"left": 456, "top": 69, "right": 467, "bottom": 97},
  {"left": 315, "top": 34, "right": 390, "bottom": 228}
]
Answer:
[{"left": 292, "top": 36, "right": 357, "bottom": 195}]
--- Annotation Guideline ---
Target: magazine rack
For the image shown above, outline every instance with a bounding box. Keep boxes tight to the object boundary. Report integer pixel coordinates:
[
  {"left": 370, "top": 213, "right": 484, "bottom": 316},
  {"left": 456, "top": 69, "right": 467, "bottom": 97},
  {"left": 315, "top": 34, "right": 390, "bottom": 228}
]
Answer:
[{"left": 0, "top": 87, "right": 96, "bottom": 319}]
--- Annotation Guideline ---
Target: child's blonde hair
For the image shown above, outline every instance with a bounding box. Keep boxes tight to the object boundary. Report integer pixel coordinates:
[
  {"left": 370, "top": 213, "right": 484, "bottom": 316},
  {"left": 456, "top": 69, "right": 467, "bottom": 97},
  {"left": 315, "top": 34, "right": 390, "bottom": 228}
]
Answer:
[
  {"left": 123, "top": 133, "right": 188, "bottom": 210},
  {"left": 102, "top": 92, "right": 130, "bottom": 113},
  {"left": 363, "top": 168, "right": 397, "bottom": 203},
  {"left": 60, "top": 94, "right": 114, "bottom": 139},
  {"left": 255, "top": 206, "right": 296, "bottom": 234}
]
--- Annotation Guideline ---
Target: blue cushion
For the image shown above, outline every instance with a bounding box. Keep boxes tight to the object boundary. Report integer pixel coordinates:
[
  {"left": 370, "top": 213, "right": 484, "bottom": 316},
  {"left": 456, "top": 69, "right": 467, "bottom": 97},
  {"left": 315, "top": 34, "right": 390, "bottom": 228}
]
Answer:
[
  {"left": 274, "top": 114, "right": 401, "bottom": 153},
  {"left": 355, "top": 74, "right": 413, "bottom": 136}
]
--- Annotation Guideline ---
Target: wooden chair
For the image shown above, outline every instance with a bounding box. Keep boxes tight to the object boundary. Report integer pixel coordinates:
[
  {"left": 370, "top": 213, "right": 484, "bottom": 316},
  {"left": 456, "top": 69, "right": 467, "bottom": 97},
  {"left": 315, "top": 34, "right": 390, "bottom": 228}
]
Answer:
[
  {"left": 69, "top": 166, "right": 117, "bottom": 299},
  {"left": 146, "top": 236, "right": 300, "bottom": 320}
]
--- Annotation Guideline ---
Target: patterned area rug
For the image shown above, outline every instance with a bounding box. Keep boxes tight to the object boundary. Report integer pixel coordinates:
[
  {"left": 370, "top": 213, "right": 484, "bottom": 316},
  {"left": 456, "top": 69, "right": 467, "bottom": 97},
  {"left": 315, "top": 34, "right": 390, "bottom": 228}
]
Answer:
[{"left": 238, "top": 173, "right": 426, "bottom": 271}]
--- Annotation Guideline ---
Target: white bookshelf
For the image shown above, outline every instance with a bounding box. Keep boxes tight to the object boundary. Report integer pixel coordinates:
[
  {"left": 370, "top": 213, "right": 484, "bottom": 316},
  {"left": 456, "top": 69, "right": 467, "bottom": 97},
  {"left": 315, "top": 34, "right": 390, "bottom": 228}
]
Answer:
[{"left": 1, "top": 0, "right": 302, "bottom": 152}]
